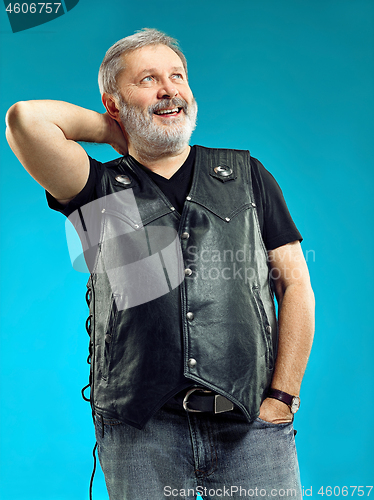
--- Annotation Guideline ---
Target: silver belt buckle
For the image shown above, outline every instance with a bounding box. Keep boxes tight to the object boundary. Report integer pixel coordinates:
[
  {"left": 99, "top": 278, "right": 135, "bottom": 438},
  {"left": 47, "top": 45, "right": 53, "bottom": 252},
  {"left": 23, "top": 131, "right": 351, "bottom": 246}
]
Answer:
[
  {"left": 183, "top": 387, "right": 211, "bottom": 412},
  {"left": 214, "top": 394, "right": 234, "bottom": 413},
  {"left": 183, "top": 387, "right": 234, "bottom": 413}
]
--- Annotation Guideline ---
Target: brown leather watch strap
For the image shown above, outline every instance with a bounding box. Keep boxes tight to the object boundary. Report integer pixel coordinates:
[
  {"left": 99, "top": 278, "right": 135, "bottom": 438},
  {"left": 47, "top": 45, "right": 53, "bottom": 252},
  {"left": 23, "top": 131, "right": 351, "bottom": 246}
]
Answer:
[
  {"left": 267, "top": 388, "right": 300, "bottom": 414},
  {"left": 267, "top": 388, "right": 294, "bottom": 405}
]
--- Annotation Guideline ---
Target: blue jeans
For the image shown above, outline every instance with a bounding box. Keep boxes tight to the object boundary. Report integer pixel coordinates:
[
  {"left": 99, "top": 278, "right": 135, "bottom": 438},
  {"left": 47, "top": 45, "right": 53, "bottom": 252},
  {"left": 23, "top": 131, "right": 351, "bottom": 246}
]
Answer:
[{"left": 94, "top": 399, "right": 301, "bottom": 500}]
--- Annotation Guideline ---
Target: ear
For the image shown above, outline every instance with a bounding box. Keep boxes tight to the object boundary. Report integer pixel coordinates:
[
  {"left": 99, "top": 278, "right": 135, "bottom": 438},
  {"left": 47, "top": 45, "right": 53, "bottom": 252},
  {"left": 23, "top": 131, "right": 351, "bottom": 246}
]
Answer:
[{"left": 102, "top": 93, "right": 121, "bottom": 121}]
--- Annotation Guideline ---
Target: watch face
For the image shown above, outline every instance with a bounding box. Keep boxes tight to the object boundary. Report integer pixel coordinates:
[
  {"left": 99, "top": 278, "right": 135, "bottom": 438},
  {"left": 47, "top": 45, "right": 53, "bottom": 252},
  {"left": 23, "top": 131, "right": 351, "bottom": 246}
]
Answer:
[{"left": 290, "top": 396, "right": 301, "bottom": 414}]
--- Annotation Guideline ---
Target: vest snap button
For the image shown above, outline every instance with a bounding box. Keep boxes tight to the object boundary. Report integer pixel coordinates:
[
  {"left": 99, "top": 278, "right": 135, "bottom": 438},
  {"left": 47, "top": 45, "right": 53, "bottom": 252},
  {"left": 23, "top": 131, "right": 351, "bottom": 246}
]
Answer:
[
  {"left": 115, "top": 175, "right": 131, "bottom": 185},
  {"left": 188, "top": 358, "right": 197, "bottom": 368},
  {"left": 181, "top": 232, "right": 190, "bottom": 240},
  {"left": 186, "top": 312, "right": 194, "bottom": 321},
  {"left": 184, "top": 268, "right": 193, "bottom": 276},
  {"left": 105, "top": 334, "right": 112, "bottom": 343},
  {"left": 214, "top": 165, "right": 233, "bottom": 176},
  {"left": 266, "top": 326, "right": 272, "bottom": 333}
]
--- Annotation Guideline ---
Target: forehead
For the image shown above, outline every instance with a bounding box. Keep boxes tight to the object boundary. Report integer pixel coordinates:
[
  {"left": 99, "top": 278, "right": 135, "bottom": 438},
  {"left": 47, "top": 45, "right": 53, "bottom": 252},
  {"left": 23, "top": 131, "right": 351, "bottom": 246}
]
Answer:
[{"left": 120, "top": 44, "right": 185, "bottom": 81}]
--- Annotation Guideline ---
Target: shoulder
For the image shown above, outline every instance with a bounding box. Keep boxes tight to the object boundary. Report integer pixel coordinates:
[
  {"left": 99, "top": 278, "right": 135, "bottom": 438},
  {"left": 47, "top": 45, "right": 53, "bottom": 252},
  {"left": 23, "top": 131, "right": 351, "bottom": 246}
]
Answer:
[
  {"left": 248, "top": 155, "right": 303, "bottom": 250},
  {"left": 250, "top": 156, "right": 282, "bottom": 192},
  {"left": 193, "top": 145, "right": 250, "bottom": 163},
  {"left": 46, "top": 155, "right": 125, "bottom": 217}
]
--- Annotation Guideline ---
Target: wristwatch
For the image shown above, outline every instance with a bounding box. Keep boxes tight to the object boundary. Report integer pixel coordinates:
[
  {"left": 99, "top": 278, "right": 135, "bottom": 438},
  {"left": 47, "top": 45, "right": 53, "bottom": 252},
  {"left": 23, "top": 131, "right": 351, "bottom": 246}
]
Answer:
[{"left": 267, "top": 388, "right": 301, "bottom": 414}]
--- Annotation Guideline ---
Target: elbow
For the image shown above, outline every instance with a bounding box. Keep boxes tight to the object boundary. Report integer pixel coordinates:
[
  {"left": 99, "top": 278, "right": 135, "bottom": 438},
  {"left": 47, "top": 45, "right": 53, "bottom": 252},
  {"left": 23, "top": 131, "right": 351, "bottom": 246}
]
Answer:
[
  {"left": 5, "top": 101, "right": 36, "bottom": 149},
  {"left": 306, "top": 284, "right": 315, "bottom": 317},
  {"left": 303, "top": 277, "right": 315, "bottom": 307},
  {"left": 283, "top": 280, "right": 315, "bottom": 310},
  {"left": 6, "top": 101, "right": 29, "bottom": 131},
  {"left": 298, "top": 282, "right": 316, "bottom": 326},
  {"left": 297, "top": 280, "right": 315, "bottom": 307}
]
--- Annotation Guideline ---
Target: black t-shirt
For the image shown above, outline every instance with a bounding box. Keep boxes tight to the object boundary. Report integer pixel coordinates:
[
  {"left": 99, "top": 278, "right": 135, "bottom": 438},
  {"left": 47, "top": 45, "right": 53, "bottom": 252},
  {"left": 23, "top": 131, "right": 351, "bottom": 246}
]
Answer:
[{"left": 47, "top": 146, "right": 302, "bottom": 250}]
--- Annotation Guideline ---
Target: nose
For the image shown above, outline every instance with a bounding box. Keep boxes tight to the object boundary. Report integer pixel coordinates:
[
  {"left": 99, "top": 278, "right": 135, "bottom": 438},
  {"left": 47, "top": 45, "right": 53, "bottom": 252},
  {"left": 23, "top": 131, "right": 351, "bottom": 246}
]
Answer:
[{"left": 157, "top": 80, "right": 179, "bottom": 99}]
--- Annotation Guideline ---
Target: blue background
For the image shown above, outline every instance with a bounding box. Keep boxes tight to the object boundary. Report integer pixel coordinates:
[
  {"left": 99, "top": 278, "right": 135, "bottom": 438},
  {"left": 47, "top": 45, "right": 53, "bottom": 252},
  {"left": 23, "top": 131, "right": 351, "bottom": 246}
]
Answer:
[{"left": 1, "top": 1, "right": 373, "bottom": 499}]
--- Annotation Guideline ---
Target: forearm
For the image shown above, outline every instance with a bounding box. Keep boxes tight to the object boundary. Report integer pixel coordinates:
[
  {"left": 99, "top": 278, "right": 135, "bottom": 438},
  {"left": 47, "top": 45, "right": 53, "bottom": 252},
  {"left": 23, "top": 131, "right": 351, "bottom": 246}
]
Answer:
[
  {"left": 6, "top": 100, "right": 111, "bottom": 145},
  {"left": 271, "top": 282, "right": 315, "bottom": 395},
  {"left": 259, "top": 242, "right": 315, "bottom": 422},
  {"left": 5, "top": 100, "right": 127, "bottom": 200}
]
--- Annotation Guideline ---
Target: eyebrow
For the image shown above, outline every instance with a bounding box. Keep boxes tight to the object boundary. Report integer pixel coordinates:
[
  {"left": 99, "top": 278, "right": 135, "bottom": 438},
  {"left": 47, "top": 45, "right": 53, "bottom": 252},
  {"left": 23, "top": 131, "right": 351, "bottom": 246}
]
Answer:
[{"left": 137, "top": 66, "right": 185, "bottom": 78}]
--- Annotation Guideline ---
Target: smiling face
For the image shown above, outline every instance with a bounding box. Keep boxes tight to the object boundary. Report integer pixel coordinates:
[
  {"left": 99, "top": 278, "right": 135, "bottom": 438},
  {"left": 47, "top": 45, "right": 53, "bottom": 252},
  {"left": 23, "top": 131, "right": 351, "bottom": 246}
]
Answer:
[{"left": 114, "top": 44, "right": 197, "bottom": 160}]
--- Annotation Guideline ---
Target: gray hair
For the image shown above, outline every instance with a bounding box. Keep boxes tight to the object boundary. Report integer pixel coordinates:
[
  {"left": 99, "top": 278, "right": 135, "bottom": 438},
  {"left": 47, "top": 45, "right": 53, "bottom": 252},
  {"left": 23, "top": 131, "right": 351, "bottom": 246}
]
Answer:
[{"left": 98, "top": 28, "right": 188, "bottom": 97}]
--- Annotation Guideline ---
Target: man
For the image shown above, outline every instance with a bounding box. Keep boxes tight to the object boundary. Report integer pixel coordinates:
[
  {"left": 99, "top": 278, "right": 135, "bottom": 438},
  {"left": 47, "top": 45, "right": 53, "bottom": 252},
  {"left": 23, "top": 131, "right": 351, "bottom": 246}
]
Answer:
[{"left": 6, "top": 28, "right": 314, "bottom": 500}]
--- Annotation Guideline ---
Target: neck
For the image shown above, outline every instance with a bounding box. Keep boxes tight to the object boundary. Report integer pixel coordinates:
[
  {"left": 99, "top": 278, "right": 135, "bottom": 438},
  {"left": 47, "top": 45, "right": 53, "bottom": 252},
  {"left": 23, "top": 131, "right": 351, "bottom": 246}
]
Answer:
[{"left": 128, "top": 144, "right": 191, "bottom": 179}]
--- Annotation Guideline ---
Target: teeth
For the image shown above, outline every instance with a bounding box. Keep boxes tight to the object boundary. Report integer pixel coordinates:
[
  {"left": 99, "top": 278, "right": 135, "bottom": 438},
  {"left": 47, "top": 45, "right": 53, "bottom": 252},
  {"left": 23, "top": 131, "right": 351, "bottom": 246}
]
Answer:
[{"left": 156, "top": 108, "right": 179, "bottom": 115}]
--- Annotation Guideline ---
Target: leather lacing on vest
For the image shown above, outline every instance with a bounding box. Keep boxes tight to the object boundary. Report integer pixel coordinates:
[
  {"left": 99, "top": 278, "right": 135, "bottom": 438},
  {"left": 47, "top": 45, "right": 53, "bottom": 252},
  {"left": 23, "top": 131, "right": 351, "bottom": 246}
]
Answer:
[{"left": 81, "top": 284, "right": 102, "bottom": 500}]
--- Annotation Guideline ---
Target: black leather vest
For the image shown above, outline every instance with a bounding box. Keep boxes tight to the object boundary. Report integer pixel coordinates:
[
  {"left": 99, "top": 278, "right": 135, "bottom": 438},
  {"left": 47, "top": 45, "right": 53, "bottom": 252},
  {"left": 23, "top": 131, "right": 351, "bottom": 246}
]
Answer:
[{"left": 74, "top": 146, "right": 278, "bottom": 429}]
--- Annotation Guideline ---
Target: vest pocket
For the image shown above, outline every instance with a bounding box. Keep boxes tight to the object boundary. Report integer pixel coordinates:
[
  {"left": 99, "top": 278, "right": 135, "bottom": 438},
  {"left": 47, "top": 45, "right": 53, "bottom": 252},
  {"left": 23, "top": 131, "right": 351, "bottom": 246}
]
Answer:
[
  {"left": 101, "top": 294, "right": 119, "bottom": 380},
  {"left": 252, "top": 285, "right": 274, "bottom": 370},
  {"left": 188, "top": 198, "right": 253, "bottom": 223}
]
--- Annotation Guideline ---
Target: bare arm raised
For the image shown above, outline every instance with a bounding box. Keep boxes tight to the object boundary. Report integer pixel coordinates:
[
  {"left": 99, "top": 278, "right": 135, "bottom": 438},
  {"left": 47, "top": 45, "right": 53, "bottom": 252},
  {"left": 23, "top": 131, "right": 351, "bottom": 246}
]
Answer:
[{"left": 5, "top": 100, "right": 127, "bottom": 204}]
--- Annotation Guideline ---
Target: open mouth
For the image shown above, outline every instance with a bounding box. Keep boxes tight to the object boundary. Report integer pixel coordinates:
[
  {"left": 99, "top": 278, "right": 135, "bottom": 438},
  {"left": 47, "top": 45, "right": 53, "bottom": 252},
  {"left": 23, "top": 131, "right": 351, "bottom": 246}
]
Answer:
[{"left": 154, "top": 107, "right": 183, "bottom": 117}]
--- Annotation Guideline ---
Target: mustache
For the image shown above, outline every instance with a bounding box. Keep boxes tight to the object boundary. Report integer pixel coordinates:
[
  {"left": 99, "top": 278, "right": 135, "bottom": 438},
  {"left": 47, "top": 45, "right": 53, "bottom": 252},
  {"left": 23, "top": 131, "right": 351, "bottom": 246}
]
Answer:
[{"left": 148, "top": 98, "right": 189, "bottom": 116}]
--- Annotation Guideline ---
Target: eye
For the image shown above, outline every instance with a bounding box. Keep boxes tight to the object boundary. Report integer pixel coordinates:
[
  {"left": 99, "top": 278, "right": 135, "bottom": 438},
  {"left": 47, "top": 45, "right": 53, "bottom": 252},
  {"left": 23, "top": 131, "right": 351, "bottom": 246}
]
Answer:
[
  {"left": 171, "top": 73, "right": 183, "bottom": 80},
  {"left": 141, "top": 76, "right": 153, "bottom": 83}
]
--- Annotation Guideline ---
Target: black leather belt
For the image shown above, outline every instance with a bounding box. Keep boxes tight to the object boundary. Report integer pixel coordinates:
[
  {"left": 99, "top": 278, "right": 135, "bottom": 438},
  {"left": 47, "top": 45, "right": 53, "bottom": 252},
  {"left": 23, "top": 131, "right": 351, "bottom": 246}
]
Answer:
[{"left": 174, "top": 387, "right": 234, "bottom": 414}]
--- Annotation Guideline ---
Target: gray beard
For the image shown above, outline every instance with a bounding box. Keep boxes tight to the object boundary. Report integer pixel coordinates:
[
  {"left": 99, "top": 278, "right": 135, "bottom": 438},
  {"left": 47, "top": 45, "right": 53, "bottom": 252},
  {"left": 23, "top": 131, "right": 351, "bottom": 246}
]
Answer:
[{"left": 118, "top": 96, "right": 198, "bottom": 162}]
